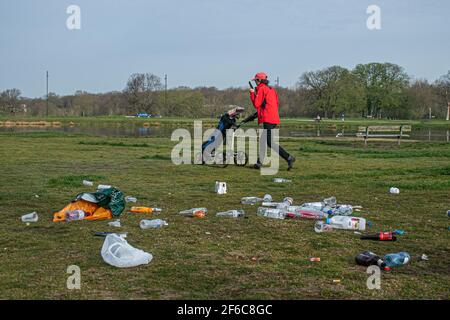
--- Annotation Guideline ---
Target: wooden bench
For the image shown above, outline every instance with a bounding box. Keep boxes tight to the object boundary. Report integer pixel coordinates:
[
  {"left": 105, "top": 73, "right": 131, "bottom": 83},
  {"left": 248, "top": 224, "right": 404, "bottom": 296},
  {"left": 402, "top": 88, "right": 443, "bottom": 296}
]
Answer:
[{"left": 357, "top": 125, "right": 411, "bottom": 145}]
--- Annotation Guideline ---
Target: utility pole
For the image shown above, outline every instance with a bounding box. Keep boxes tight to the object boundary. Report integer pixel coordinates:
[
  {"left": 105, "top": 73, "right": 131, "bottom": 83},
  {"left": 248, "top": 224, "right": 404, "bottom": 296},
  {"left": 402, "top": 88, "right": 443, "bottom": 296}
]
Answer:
[
  {"left": 164, "top": 74, "right": 168, "bottom": 110},
  {"left": 46, "top": 71, "right": 49, "bottom": 117},
  {"left": 446, "top": 89, "right": 449, "bottom": 121}
]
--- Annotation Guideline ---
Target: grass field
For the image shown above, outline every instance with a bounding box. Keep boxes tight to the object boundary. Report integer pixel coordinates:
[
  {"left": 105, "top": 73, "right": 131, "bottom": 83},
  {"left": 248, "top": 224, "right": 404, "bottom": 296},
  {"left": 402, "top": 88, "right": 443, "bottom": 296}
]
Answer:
[{"left": 0, "top": 123, "right": 449, "bottom": 299}]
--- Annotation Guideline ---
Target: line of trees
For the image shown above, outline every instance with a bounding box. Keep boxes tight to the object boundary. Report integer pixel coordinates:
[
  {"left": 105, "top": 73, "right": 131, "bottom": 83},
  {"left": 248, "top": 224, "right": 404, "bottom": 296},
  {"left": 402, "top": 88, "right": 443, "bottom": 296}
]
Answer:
[{"left": 1, "top": 63, "right": 449, "bottom": 120}]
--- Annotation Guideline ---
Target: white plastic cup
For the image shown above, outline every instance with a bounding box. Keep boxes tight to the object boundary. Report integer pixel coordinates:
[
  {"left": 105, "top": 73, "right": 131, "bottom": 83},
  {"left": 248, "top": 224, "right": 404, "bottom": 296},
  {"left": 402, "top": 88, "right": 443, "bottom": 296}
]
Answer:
[
  {"left": 83, "top": 180, "right": 94, "bottom": 186},
  {"left": 389, "top": 187, "right": 400, "bottom": 194}
]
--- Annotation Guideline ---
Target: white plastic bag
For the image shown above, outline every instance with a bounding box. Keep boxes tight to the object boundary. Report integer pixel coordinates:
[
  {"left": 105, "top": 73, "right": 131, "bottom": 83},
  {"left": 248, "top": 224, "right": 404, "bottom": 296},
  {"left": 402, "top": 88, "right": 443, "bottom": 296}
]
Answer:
[{"left": 101, "top": 234, "right": 153, "bottom": 268}]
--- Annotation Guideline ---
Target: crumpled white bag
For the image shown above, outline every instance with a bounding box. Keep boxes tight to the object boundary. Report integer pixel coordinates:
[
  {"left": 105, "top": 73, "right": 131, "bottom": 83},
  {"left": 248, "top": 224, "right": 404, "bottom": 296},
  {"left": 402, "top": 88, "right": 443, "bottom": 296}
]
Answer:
[{"left": 101, "top": 234, "right": 153, "bottom": 268}]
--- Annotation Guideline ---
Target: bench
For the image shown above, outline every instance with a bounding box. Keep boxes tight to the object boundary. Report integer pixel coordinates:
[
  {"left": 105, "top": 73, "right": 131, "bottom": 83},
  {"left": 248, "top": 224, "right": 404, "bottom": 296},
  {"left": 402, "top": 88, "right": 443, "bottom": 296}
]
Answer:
[{"left": 357, "top": 125, "right": 411, "bottom": 145}]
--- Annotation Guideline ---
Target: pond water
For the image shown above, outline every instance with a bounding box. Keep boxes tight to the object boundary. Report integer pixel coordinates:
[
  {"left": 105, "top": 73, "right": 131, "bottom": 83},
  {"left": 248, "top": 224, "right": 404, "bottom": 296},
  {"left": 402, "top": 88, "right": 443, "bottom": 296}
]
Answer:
[{"left": 1, "top": 123, "right": 449, "bottom": 142}]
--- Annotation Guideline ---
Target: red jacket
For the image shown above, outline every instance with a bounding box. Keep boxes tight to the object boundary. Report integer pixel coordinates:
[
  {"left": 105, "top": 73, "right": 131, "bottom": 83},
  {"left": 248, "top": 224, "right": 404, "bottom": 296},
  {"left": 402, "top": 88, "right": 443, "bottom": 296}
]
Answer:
[{"left": 250, "top": 83, "right": 280, "bottom": 125}]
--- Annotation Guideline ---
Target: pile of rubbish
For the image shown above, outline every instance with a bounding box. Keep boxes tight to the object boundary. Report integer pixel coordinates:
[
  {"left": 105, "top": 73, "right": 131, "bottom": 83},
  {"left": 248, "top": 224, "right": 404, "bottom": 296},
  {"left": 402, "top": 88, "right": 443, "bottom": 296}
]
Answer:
[{"left": 21, "top": 179, "right": 427, "bottom": 274}]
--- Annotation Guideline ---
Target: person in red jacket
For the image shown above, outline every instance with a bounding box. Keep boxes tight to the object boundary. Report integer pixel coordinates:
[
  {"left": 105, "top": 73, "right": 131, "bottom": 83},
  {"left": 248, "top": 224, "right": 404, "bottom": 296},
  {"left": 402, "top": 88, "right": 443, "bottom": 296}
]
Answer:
[{"left": 249, "top": 72, "right": 296, "bottom": 170}]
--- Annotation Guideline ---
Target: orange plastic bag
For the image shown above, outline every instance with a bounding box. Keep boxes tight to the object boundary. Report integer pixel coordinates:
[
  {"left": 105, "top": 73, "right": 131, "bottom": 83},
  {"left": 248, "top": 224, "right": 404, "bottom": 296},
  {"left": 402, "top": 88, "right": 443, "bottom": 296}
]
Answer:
[{"left": 53, "top": 199, "right": 113, "bottom": 222}]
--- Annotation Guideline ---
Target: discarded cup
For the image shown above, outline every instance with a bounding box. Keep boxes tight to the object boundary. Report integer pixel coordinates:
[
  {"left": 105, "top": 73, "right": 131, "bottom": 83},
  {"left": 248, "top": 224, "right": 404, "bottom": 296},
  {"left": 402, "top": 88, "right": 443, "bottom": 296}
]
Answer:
[
  {"left": 21, "top": 212, "right": 38, "bottom": 223},
  {"left": 125, "top": 196, "right": 137, "bottom": 203},
  {"left": 215, "top": 181, "right": 227, "bottom": 194},
  {"left": 389, "top": 187, "right": 400, "bottom": 194},
  {"left": 140, "top": 219, "right": 168, "bottom": 229},
  {"left": 216, "top": 209, "right": 245, "bottom": 218},
  {"left": 108, "top": 220, "right": 121, "bottom": 228},
  {"left": 83, "top": 180, "right": 94, "bottom": 187}
]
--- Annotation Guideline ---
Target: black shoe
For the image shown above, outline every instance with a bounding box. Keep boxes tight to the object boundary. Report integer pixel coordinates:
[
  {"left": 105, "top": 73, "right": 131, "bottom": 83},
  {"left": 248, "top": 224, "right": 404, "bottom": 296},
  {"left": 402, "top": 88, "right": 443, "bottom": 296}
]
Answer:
[{"left": 287, "top": 156, "right": 296, "bottom": 171}]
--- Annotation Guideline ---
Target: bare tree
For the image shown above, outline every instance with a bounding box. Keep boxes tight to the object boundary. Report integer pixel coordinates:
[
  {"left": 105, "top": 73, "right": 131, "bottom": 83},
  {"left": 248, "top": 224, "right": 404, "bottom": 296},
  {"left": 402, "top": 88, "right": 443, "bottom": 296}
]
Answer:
[
  {"left": 124, "top": 73, "right": 162, "bottom": 114},
  {"left": 0, "top": 88, "right": 22, "bottom": 115}
]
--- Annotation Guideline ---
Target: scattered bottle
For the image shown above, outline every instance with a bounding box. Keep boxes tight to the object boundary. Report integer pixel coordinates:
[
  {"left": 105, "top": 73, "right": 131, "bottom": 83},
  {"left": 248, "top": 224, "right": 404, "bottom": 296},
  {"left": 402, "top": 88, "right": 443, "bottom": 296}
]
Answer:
[
  {"left": 355, "top": 251, "right": 387, "bottom": 269},
  {"left": 326, "top": 215, "right": 366, "bottom": 231},
  {"left": 393, "top": 229, "right": 405, "bottom": 235},
  {"left": 273, "top": 178, "right": 291, "bottom": 183},
  {"left": 125, "top": 196, "right": 137, "bottom": 203},
  {"left": 140, "top": 219, "right": 168, "bottom": 229},
  {"left": 263, "top": 194, "right": 272, "bottom": 202},
  {"left": 309, "top": 257, "right": 321, "bottom": 262},
  {"left": 257, "top": 207, "right": 286, "bottom": 220},
  {"left": 333, "top": 205, "right": 353, "bottom": 216},
  {"left": 360, "top": 232, "right": 397, "bottom": 241},
  {"left": 383, "top": 252, "right": 410, "bottom": 267},
  {"left": 179, "top": 208, "right": 207, "bottom": 218},
  {"left": 300, "top": 202, "right": 324, "bottom": 211},
  {"left": 82, "top": 180, "right": 94, "bottom": 187},
  {"left": 21, "top": 212, "right": 38, "bottom": 223},
  {"left": 447, "top": 210, "right": 450, "bottom": 218},
  {"left": 216, "top": 209, "right": 245, "bottom": 218},
  {"left": 130, "top": 206, "right": 162, "bottom": 214},
  {"left": 65, "top": 210, "right": 85, "bottom": 222},
  {"left": 241, "top": 197, "right": 262, "bottom": 205},
  {"left": 108, "top": 220, "right": 121, "bottom": 228},
  {"left": 262, "top": 197, "right": 293, "bottom": 209},
  {"left": 314, "top": 221, "right": 333, "bottom": 233},
  {"left": 286, "top": 207, "right": 328, "bottom": 220}
]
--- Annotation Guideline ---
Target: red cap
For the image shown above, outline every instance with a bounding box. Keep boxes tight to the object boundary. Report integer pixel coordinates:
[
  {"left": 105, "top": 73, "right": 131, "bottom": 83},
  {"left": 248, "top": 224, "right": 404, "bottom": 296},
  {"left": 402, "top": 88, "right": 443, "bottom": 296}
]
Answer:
[{"left": 252, "top": 72, "right": 268, "bottom": 81}]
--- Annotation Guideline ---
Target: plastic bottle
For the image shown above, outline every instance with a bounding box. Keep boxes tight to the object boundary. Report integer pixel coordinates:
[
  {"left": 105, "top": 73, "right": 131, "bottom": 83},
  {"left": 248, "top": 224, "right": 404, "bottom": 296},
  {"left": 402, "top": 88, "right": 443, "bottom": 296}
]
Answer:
[
  {"left": 65, "top": 210, "right": 85, "bottom": 222},
  {"left": 140, "top": 219, "right": 168, "bottom": 229},
  {"left": 125, "top": 196, "right": 137, "bottom": 203},
  {"left": 300, "top": 202, "right": 324, "bottom": 210},
  {"left": 286, "top": 207, "right": 328, "bottom": 220},
  {"left": 216, "top": 209, "right": 245, "bottom": 218},
  {"left": 273, "top": 178, "right": 291, "bottom": 183},
  {"left": 360, "top": 232, "right": 397, "bottom": 241},
  {"left": 257, "top": 207, "right": 286, "bottom": 219},
  {"left": 314, "top": 221, "right": 333, "bottom": 233},
  {"left": 82, "top": 180, "right": 94, "bottom": 186},
  {"left": 130, "top": 206, "right": 162, "bottom": 214},
  {"left": 355, "top": 251, "right": 387, "bottom": 269},
  {"left": 241, "top": 197, "right": 263, "bottom": 205},
  {"left": 263, "top": 194, "right": 272, "bottom": 202},
  {"left": 262, "top": 197, "right": 293, "bottom": 208},
  {"left": 326, "top": 215, "right": 366, "bottom": 231},
  {"left": 334, "top": 205, "right": 353, "bottom": 216},
  {"left": 21, "top": 212, "right": 38, "bottom": 223},
  {"left": 383, "top": 252, "right": 410, "bottom": 267},
  {"left": 179, "top": 208, "right": 207, "bottom": 218}
]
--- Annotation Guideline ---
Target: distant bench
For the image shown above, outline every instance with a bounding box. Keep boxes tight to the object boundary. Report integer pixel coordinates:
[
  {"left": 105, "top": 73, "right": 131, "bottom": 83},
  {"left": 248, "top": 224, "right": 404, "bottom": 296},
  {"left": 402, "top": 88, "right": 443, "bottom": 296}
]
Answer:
[{"left": 357, "top": 125, "right": 412, "bottom": 145}]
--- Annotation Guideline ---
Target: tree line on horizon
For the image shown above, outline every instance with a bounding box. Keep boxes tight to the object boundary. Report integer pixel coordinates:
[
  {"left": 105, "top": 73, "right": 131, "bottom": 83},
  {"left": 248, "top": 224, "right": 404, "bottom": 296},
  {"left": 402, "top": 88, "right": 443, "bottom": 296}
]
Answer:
[{"left": 1, "top": 62, "right": 449, "bottom": 120}]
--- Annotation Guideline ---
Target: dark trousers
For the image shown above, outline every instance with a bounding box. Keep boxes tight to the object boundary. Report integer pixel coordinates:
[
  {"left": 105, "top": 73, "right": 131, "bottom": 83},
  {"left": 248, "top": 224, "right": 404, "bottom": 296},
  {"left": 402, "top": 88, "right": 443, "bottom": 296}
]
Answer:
[{"left": 258, "top": 122, "right": 291, "bottom": 163}]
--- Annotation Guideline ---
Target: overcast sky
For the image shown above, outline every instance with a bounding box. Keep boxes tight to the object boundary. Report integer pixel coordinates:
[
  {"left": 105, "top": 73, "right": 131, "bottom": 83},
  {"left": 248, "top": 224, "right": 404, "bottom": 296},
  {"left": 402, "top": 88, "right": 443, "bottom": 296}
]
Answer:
[{"left": 0, "top": 0, "right": 449, "bottom": 98}]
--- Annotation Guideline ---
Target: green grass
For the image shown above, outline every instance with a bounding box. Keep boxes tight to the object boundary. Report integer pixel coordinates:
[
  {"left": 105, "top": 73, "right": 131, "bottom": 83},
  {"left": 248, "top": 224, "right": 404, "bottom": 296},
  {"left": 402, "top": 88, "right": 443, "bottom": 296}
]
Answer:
[{"left": 0, "top": 130, "right": 449, "bottom": 299}]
